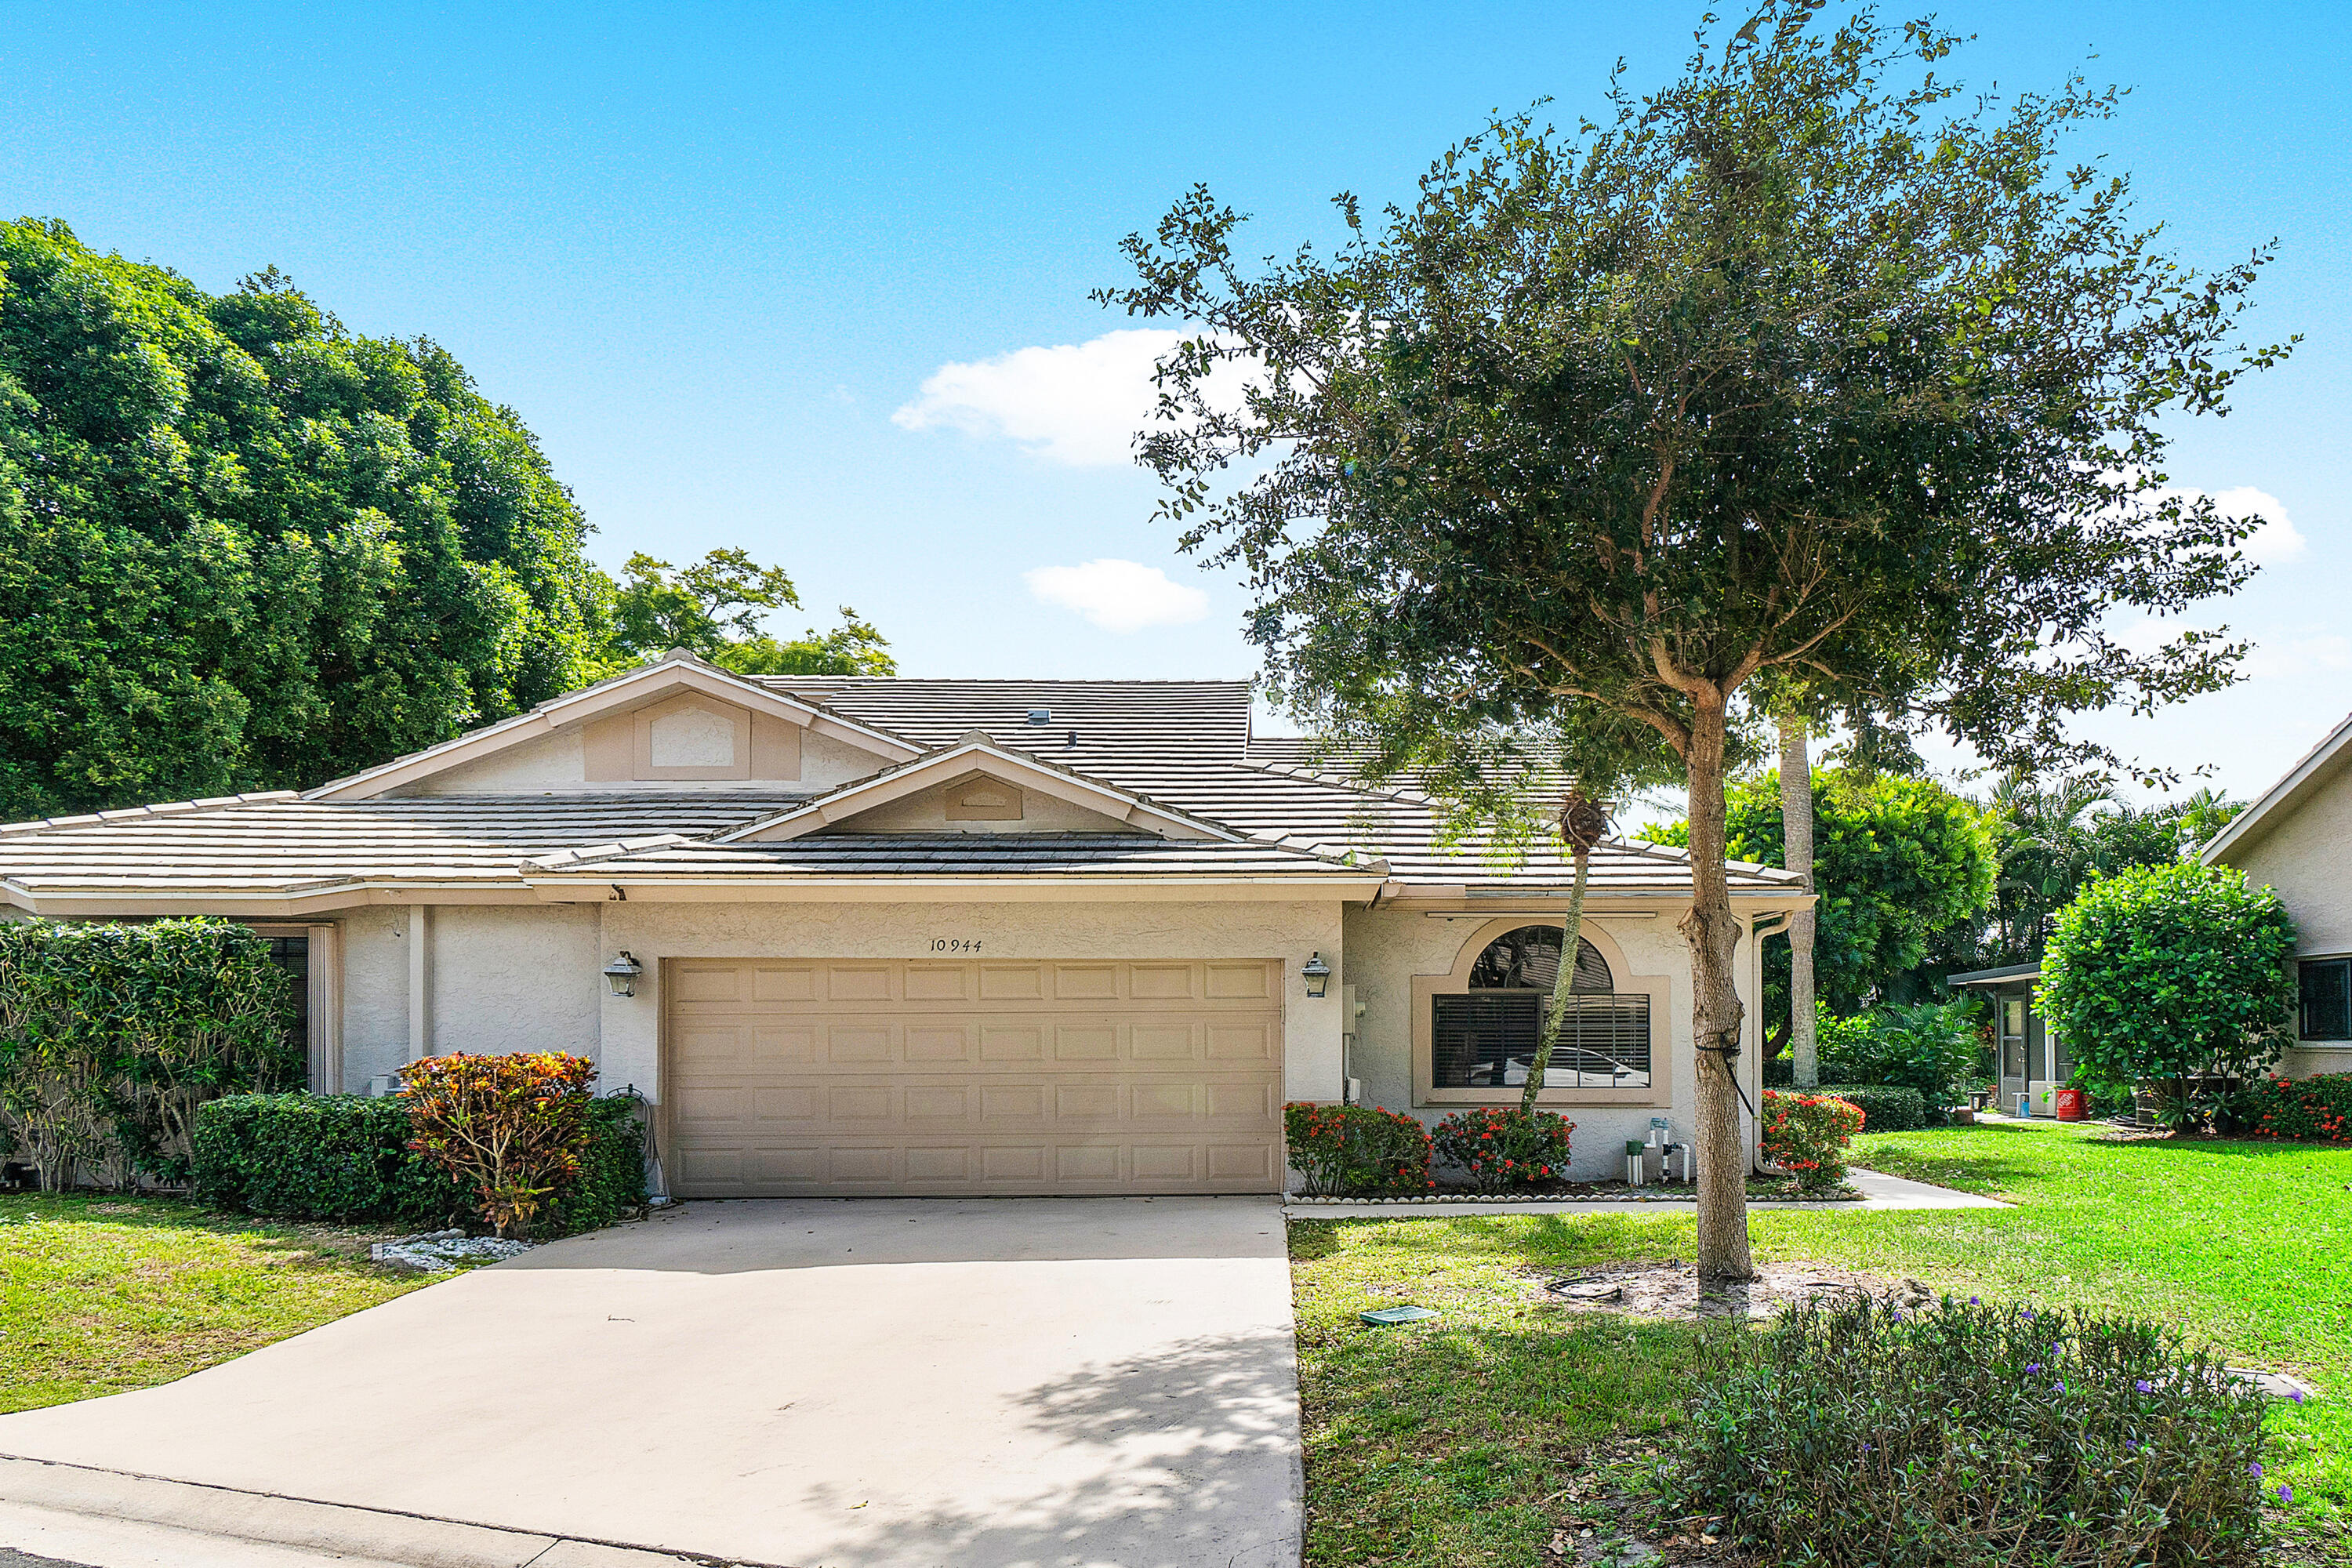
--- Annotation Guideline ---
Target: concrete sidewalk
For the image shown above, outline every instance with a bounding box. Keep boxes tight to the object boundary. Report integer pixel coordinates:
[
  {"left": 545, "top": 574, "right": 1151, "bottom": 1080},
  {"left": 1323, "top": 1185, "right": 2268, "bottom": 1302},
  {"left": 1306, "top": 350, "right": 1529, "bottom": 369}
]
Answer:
[
  {"left": 1284, "top": 1165, "right": 2010, "bottom": 1218},
  {"left": 0, "top": 1457, "right": 715, "bottom": 1567},
  {"left": 0, "top": 1197, "right": 1301, "bottom": 1568}
]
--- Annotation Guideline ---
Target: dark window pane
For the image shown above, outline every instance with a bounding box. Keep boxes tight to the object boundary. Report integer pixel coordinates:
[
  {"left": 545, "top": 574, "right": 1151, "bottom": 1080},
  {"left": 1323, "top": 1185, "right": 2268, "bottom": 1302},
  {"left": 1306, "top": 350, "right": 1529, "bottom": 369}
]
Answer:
[
  {"left": 1468, "top": 926, "right": 1613, "bottom": 993},
  {"left": 265, "top": 935, "right": 310, "bottom": 1058},
  {"left": 2301, "top": 958, "right": 2352, "bottom": 1042}
]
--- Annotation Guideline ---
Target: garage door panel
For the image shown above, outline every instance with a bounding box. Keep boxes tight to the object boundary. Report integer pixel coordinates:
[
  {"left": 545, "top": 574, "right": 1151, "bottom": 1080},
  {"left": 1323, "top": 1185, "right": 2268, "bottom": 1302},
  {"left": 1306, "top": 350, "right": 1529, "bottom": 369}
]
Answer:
[
  {"left": 1054, "top": 1083, "right": 1121, "bottom": 1121},
  {"left": 666, "top": 958, "right": 1283, "bottom": 1196},
  {"left": 1053, "top": 1024, "right": 1119, "bottom": 1060},
  {"left": 826, "top": 1025, "right": 893, "bottom": 1063}
]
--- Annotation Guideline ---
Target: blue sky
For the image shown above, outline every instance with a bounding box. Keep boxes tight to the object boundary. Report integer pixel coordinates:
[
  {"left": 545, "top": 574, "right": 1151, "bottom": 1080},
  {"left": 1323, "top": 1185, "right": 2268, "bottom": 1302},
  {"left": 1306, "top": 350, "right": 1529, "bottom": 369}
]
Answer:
[{"left": 4, "top": 2, "right": 2345, "bottom": 817}]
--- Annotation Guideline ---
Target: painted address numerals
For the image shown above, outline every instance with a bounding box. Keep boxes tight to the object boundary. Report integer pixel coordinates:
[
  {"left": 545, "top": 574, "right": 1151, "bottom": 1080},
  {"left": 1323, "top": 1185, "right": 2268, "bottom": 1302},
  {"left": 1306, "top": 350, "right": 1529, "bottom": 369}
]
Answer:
[{"left": 930, "top": 938, "right": 982, "bottom": 953}]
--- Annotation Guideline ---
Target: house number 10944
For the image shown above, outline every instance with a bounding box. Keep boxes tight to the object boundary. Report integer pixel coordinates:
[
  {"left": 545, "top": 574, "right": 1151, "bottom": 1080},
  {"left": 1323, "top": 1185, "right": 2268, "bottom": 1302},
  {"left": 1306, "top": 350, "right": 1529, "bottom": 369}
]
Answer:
[{"left": 931, "top": 938, "right": 982, "bottom": 953}]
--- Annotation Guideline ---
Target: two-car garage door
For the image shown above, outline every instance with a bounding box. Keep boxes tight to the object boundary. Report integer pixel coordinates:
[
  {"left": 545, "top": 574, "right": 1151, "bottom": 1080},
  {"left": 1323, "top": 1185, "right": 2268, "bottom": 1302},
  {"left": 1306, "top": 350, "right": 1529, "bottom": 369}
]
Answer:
[{"left": 666, "top": 957, "right": 1285, "bottom": 1196}]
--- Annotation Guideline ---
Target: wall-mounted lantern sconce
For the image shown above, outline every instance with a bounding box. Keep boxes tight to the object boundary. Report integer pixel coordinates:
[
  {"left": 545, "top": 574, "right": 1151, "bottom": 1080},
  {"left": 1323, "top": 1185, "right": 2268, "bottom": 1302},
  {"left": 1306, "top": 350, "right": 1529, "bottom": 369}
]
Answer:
[
  {"left": 1301, "top": 952, "right": 1332, "bottom": 999},
  {"left": 602, "top": 951, "right": 644, "bottom": 998}
]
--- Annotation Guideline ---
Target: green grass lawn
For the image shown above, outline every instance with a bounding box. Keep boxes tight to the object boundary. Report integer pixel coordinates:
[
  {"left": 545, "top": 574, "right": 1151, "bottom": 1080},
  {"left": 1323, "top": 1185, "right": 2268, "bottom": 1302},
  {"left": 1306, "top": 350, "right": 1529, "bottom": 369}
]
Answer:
[
  {"left": 1292, "top": 1120, "right": 2352, "bottom": 1566},
  {"left": 0, "top": 1193, "right": 434, "bottom": 1414}
]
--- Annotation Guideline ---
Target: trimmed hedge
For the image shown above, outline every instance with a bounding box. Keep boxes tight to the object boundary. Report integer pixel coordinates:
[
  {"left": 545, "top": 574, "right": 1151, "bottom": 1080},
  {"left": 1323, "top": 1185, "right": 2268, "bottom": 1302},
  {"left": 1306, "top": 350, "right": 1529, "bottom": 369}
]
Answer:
[
  {"left": 1816, "top": 1082, "right": 1927, "bottom": 1132},
  {"left": 194, "top": 1091, "right": 646, "bottom": 1239}
]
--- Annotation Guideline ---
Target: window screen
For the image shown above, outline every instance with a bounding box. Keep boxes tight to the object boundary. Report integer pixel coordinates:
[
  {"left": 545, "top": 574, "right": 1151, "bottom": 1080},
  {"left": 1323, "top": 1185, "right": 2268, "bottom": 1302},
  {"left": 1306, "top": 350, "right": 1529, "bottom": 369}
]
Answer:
[{"left": 2301, "top": 957, "right": 2352, "bottom": 1042}]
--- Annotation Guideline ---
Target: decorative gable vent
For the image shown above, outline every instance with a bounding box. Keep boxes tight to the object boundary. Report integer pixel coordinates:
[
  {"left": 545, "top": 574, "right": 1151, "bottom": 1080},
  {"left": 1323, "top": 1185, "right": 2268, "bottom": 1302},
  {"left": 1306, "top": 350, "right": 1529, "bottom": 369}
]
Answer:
[{"left": 944, "top": 778, "right": 1023, "bottom": 822}]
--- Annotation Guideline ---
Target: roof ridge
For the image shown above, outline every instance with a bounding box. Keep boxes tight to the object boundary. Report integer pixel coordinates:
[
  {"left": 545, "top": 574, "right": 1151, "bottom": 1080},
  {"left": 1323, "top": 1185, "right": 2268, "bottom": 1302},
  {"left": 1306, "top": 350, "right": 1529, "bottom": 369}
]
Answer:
[{"left": 0, "top": 791, "right": 302, "bottom": 839}]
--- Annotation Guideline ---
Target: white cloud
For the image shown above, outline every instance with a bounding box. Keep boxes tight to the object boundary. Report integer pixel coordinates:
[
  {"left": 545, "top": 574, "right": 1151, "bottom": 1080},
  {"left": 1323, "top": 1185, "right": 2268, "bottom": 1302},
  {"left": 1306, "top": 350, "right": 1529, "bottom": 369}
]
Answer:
[
  {"left": 2244, "top": 632, "right": 2352, "bottom": 681},
  {"left": 2203, "top": 485, "right": 2307, "bottom": 564},
  {"left": 892, "top": 328, "right": 1191, "bottom": 467},
  {"left": 1024, "top": 558, "right": 1210, "bottom": 633}
]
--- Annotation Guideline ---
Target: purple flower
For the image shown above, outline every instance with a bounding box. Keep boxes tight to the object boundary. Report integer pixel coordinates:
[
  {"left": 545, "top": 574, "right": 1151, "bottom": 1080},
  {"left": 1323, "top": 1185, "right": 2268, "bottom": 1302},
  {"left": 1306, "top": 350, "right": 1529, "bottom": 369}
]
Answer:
[
  {"left": 1969, "top": 1296, "right": 1980, "bottom": 1305},
  {"left": 2125, "top": 1440, "right": 2137, "bottom": 1452},
  {"left": 2025, "top": 1363, "right": 2042, "bottom": 1375},
  {"left": 2292, "top": 1389, "right": 2307, "bottom": 1406},
  {"left": 2022, "top": 1308, "right": 2035, "bottom": 1320},
  {"left": 2052, "top": 1342, "right": 2062, "bottom": 1354},
  {"left": 2281, "top": 1484, "right": 2294, "bottom": 1504},
  {"left": 2250, "top": 1461, "right": 2264, "bottom": 1479},
  {"left": 2055, "top": 1380, "right": 2065, "bottom": 1393},
  {"left": 2136, "top": 1380, "right": 2153, "bottom": 1394}
]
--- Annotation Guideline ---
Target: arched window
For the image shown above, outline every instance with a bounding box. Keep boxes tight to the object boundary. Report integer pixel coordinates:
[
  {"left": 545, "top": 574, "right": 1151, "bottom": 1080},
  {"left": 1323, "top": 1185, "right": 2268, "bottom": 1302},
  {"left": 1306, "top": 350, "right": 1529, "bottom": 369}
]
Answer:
[
  {"left": 1432, "top": 924, "right": 1651, "bottom": 1093},
  {"left": 1467, "top": 925, "right": 1613, "bottom": 994}
]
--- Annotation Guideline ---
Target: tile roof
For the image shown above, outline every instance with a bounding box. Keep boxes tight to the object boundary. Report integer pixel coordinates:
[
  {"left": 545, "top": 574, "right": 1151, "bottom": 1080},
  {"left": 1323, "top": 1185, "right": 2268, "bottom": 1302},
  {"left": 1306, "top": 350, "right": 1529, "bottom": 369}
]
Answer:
[
  {"left": 529, "top": 833, "right": 1370, "bottom": 880},
  {"left": 0, "top": 677, "right": 1805, "bottom": 903}
]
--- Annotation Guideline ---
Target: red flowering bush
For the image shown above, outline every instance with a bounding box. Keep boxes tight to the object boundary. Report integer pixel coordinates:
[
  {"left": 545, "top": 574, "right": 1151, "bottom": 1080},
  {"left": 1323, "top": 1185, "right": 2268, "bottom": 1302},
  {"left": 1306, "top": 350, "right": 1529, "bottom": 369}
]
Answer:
[
  {"left": 2235, "top": 1072, "right": 2352, "bottom": 1142},
  {"left": 400, "top": 1052, "right": 598, "bottom": 1237},
  {"left": 1283, "top": 1102, "right": 1433, "bottom": 1196},
  {"left": 1761, "top": 1090, "right": 1866, "bottom": 1191},
  {"left": 1430, "top": 1108, "right": 1576, "bottom": 1192}
]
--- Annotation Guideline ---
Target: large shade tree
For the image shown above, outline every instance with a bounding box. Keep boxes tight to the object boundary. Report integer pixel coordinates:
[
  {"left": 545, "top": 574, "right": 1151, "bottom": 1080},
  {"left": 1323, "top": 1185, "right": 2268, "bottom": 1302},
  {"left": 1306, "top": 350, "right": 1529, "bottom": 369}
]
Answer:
[
  {"left": 1101, "top": 3, "right": 2288, "bottom": 1277},
  {"left": 0, "top": 221, "right": 608, "bottom": 817}
]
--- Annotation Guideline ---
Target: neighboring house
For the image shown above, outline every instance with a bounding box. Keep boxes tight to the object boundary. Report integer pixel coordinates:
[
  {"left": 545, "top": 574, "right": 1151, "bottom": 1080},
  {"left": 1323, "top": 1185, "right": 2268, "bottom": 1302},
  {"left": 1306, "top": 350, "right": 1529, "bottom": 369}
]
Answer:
[
  {"left": 1947, "top": 963, "right": 2065, "bottom": 1116},
  {"left": 2202, "top": 710, "right": 2352, "bottom": 1076},
  {"left": 0, "top": 654, "right": 1806, "bottom": 1194}
]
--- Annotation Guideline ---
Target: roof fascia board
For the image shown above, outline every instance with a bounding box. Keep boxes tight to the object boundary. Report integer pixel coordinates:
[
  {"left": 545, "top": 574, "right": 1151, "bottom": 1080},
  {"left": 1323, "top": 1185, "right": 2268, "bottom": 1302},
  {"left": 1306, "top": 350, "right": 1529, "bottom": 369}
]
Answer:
[
  {"left": 718, "top": 741, "right": 1238, "bottom": 845},
  {"left": 2201, "top": 710, "right": 2352, "bottom": 865},
  {"left": 522, "top": 876, "right": 1381, "bottom": 905},
  {"left": 303, "top": 659, "right": 921, "bottom": 803}
]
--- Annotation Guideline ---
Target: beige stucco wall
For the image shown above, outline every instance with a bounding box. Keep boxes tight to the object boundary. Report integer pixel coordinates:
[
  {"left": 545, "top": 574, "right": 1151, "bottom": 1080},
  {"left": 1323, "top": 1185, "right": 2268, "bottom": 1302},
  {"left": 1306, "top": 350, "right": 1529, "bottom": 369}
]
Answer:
[
  {"left": 1339, "top": 902, "right": 1764, "bottom": 1181},
  {"left": 2223, "top": 749, "right": 2352, "bottom": 1072},
  {"left": 398, "top": 717, "right": 895, "bottom": 796},
  {"left": 339, "top": 910, "right": 411, "bottom": 1087},
  {"left": 829, "top": 778, "right": 1149, "bottom": 836},
  {"left": 589, "top": 897, "right": 1347, "bottom": 1108},
  {"left": 430, "top": 905, "right": 604, "bottom": 1058}
]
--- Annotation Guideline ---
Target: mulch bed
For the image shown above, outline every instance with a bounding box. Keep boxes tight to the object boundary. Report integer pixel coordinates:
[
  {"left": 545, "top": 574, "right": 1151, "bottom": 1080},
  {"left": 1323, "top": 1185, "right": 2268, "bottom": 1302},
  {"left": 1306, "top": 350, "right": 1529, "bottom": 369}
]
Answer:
[
  {"left": 1526, "top": 1259, "right": 1943, "bottom": 1322},
  {"left": 1290, "top": 1177, "right": 1863, "bottom": 1207}
]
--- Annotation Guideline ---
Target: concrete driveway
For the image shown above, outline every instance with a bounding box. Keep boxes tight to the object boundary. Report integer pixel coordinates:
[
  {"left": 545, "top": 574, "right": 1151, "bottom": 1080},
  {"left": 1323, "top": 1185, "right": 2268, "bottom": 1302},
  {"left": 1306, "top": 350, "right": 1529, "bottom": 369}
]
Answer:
[{"left": 0, "top": 1197, "right": 1301, "bottom": 1568}]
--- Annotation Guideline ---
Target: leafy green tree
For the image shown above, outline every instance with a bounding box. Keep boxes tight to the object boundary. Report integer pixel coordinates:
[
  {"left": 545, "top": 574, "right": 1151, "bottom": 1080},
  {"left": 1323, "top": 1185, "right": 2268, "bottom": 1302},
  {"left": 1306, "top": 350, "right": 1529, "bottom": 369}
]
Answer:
[
  {"left": 2039, "top": 862, "right": 2295, "bottom": 1125},
  {"left": 1102, "top": 4, "right": 2285, "bottom": 1276},
  {"left": 1646, "top": 768, "right": 1997, "bottom": 1026},
  {"left": 601, "top": 549, "right": 895, "bottom": 677},
  {"left": 0, "top": 222, "right": 608, "bottom": 816},
  {"left": 1958, "top": 773, "right": 2243, "bottom": 968}
]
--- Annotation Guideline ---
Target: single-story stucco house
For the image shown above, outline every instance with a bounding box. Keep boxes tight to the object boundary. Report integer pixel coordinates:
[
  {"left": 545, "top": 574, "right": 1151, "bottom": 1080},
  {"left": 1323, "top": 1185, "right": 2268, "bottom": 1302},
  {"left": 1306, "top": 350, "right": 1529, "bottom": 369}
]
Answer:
[
  {"left": 0, "top": 654, "right": 1806, "bottom": 1195},
  {"left": 2204, "top": 709, "right": 2352, "bottom": 1074}
]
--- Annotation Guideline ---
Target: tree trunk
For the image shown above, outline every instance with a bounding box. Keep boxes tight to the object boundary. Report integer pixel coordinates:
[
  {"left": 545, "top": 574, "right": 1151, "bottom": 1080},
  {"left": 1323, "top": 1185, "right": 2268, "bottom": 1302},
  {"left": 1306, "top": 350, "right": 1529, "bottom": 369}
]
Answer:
[
  {"left": 1681, "top": 693, "right": 1755, "bottom": 1282},
  {"left": 1779, "top": 713, "right": 1819, "bottom": 1088},
  {"left": 1520, "top": 844, "right": 1592, "bottom": 1113}
]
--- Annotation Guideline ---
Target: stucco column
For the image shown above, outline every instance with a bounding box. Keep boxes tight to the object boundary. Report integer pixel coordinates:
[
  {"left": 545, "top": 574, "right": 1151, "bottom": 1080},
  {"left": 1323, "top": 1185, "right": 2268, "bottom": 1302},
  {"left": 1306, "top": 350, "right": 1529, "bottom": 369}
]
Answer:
[{"left": 406, "top": 904, "right": 434, "bottom": 1062}]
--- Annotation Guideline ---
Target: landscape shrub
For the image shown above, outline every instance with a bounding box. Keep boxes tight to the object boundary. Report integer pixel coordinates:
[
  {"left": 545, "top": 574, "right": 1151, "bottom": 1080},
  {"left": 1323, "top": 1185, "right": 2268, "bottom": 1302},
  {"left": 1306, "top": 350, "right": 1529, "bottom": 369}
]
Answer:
[
  {"left": 1817, "top": 997, "right": 1982, "bottom": 1116},
  {"left": 2232, "top": 1072, "right": 2352, "bottom": 1143},
  {"left": 1283, "top": 1102, "right": 1434, "bottom": 1196},
  {"left": 2041, "top": 862, "right": 2296, "bottom": 1126},
  {"left": 1659, "top": 1294, "right": 2272, "bottom": 1567},
  {"left": 401, "top": 1052, "right": 599, "bottom": 1238},
  {"left": 1760, "top": 1090, "right": 1866, "bottom": 1189},
  {"left": 1429, "top": 1108, "right": 1574, "bottom": 1192},
  {"left": 1817, "top": 1082, "right": 1927, "bottom": 1133},
  {"left": 193, "top": 1085, "right": 646, "bottom": 1238},
  {"left": 192, "top": 1092, "right": 466, "bottom": 1225},
  {"left": 0, "top": 919, "right": 299, "bottom": 1190}
]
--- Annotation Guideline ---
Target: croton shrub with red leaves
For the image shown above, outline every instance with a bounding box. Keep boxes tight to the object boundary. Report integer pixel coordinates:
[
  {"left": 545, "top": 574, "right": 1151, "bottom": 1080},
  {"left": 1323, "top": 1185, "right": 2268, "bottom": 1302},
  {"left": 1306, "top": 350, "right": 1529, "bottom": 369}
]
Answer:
[
  {"left": 1761, "top": 1090, "right": 1867, "bottom": 1191},
  {"left": 401, "top": 1052, "right": 599, "bottom": 1237},
  {"left": 1283, "top": 1102, "right": 1434, "bottom": 1196},
  {"left": 1431, "top": 1108, "right": 1577, "bottom": 1192}
]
